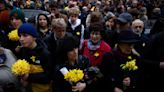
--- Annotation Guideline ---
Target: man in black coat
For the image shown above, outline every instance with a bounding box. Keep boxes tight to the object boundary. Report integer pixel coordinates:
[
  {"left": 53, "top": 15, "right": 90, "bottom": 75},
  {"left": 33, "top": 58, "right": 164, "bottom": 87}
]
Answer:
[
  {"left": 141, "top": 29, "right": 164, "bottom": 92},
  {"left": 131, "top": 19, "right": 149, "bottom": 56}
]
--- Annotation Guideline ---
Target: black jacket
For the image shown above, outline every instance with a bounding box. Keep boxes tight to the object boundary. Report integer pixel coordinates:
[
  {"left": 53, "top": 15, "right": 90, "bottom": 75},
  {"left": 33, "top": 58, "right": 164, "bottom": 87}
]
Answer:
[
  {"left": 99, "top": 48, "right": 141, "bottom": 92},
  {"left": 17, "top": 40, "right": 52, "bottom": 84},
  {"left": 44, "top": 32, "right": 74, "bottom": 65},
  {"left": 141, "top": 31, "right": 164, "bottom": 92},
  {"left": 54, "top": 55, "right": 90, "bottom": 92}
]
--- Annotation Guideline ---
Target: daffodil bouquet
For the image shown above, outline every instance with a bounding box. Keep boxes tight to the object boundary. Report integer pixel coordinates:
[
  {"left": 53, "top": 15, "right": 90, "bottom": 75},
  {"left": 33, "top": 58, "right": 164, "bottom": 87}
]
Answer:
[
  {"left": 64, "top": 69, "right": 84, "bottom": 85},
  {"left": 120, "top": 56, "right": 138, "bottom": 71},
  {"left": 8, "top": 29, "right": 19, "bottom": 41},
  {"left": 11, "top": 59, "right": 30, "bottom": 75}
]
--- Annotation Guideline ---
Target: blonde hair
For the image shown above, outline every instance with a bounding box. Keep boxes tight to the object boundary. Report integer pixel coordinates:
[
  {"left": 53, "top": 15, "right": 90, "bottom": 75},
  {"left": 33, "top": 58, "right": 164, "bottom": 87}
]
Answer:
[
  {"left": 68, "top": 7, "right": 80, "bottom": 16},
  {"left": 51, "top": 18, "right": 67, "bottom": 30}
]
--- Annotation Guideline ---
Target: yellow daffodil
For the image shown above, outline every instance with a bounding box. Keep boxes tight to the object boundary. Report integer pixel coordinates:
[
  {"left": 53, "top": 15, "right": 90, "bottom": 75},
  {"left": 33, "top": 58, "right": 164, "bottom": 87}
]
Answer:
[
  {"left": 128, "top": 56, "right": 132, "bottom": 60},
  {"left": 120, "top": 59, "right": 138, "bottom": 71},
  {"left": 16, "top": 45, "right": 21, "bottom": 48},
  {"left": 11, "top": 59, "right": 30, "bottom": 75},
  {"left": 76, "top": 32, "right": 80, "bottom": 36},
  {"left": 30, "top": 64, "right": 44, "bottom": 73},
  {"left": 94, "top": 52, "right": 99, "bottom": 57},
  {"left": 64, "top": 69, "right": 84, "bottom": 83},
  {"left": 8, "top": 29, "right": 19, "bottom": 41},
  {"left": 30, "top": 56, "right": 36, "bottom": 62}
]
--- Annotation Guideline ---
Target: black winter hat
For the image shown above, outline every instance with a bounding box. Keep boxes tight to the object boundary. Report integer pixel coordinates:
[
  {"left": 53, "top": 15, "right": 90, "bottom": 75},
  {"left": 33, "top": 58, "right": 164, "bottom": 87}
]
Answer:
[{"left": 118, "top": 29, "right": 139, "bottom": 43}]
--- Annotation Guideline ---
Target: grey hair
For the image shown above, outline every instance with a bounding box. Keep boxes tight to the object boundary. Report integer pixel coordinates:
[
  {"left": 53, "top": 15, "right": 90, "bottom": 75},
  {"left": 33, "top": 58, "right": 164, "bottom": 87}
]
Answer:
[
  {"left": 132, "top": 19, "right": 144, "bottom": 26},
  {"left": 51, "top": 18, "right": 67, "bottom": 30}
]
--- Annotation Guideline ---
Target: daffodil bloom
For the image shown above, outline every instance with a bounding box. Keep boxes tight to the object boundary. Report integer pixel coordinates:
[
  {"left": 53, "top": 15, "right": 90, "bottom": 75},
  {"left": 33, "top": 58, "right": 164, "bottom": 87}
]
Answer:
[
  {"left": 30, "top": 56, "right": 36, "bottom": 62},
  {"left": 128, "top": 56, "right": 132, "bottom": 60},
  {"left": 8, "top": 29, "right": 19, "bottom": 41},
  {"left": 16, "top": 45, "right": 21, "bottom": 48},
  {"left": 76, "top": 32, "right": 80, "bottom": 36},
  {"left": 94, "top": 52, "right": 100, "bottom": 57},
  {"left": 120, "top": 59, "right": 138, "bottom": 71},
  {"left": 64, "top": 69, "right": 84, "bottom": 83},
  {"left": 11, "top": 59, "right": 30, "bottom": 75}
]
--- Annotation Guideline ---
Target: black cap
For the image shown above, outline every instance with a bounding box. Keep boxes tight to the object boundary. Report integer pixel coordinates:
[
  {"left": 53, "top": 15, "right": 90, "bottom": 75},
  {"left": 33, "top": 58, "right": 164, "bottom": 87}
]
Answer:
[
  {"left": 117, "top": 12, "right": 133, "bottom": 23},
  {"left": 118, "top": 29, "right": 139, "bottom": 43}
]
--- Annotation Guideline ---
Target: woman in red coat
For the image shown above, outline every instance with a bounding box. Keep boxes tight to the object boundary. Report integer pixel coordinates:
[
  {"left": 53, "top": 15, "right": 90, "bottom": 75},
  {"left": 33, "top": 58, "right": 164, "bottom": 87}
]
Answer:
[
  {"left": 81, "top": 22, "right": 112, "bottom": 66},
  {"left": 80, "top": 22, "right": 112, "bottom": 92}
]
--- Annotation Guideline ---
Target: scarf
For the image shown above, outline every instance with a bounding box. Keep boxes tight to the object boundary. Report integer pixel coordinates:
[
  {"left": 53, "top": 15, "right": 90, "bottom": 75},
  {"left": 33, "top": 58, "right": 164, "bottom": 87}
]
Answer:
[{"left": 87, "top": 39, "right": 101, "bottom": 50}]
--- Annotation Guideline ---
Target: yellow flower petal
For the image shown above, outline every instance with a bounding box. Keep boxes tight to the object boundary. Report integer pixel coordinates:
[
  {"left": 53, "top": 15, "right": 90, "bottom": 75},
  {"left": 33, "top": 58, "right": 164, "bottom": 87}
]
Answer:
[
  {"left": 30, "top": 56, "right": 36, "bottom": 62},
  {"left": 8, "top": 29, "right": 19, "bottom": 41},
  {"left": 128, "top": 56, "right": 132, "bottom": 60},
  {"left": 64, "top": 69, "right": 84, "bottom": 83},
  {"left": 76, "top": 32, "right": 80, "bottom": 35},
  {"left": 94, "top": 52, "right": 99, "bottom": 57},
  {"left": 120, "top": 59, "right": 138, "bottom": 71},
  {"left": 11, "top": 59, "right": 30, "bottom": 75}
]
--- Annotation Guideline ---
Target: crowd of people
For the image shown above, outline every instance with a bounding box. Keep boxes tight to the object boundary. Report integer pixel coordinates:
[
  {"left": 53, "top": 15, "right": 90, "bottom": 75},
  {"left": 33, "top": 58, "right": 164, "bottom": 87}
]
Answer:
[{"left": 0, "top": 0, "right": 164, "bottom": 92}]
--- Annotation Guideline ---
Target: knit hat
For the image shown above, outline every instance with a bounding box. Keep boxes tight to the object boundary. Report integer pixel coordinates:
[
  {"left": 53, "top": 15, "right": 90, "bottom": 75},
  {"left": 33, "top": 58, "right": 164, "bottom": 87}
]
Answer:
[
  {"left": 18, "top": 23, "right": 39, "bottom": 38},
  {"left": 10, "top": 8, "right": 25, "bottom": 23}
]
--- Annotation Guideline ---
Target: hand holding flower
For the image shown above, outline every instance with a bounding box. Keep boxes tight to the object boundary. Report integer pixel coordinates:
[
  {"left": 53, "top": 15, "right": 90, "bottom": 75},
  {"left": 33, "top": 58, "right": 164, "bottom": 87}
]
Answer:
[
  {"left": 20, "top": 74, "right": 29, "bottom": 87},
  {"left": 20, "top": 78, "right": 28, "bottom": 87},
  {"left": 21, "top": 74, "right": 29, "bottom": 80},
  {"left": 20, "top": 79, "right": 28, "bottom": 87},
  {"left": 15, "top": 45, "right": 22, "bottom": 53},
  {"left": 76, "top": 82, "right": 86, "bottom": 92},
  {"left": 72, "top": 82, "right": 86, "bottom": 92}
]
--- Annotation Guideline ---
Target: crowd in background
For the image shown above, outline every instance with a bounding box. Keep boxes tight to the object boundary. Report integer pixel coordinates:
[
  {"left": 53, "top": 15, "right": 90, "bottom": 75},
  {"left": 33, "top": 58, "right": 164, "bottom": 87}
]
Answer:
[{"left": 0, "top": 0, "right": 164, "bottom": 92}]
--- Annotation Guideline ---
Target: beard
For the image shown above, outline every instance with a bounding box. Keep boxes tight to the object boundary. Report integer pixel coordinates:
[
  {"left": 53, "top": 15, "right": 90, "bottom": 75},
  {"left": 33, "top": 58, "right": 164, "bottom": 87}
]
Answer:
[{"left": 133, "top": 29, "right": 142, "bottom": 35}]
